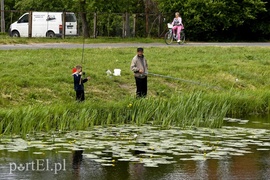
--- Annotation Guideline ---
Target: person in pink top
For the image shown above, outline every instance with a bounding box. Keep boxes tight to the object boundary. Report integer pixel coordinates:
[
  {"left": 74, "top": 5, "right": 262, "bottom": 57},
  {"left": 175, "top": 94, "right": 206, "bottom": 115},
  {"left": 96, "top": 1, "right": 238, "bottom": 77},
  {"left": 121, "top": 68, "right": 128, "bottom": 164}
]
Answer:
[{"left": 171, "top": 12, "right": 183, "bottom": 43}]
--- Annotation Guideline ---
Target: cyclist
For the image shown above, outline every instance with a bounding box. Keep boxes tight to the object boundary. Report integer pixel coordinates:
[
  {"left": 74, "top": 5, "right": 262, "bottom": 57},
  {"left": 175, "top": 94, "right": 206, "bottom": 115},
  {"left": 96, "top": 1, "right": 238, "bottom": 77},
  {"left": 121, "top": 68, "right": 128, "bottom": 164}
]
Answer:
[{"left": 171, "top": 12, "right": 183, "bottom": 43}]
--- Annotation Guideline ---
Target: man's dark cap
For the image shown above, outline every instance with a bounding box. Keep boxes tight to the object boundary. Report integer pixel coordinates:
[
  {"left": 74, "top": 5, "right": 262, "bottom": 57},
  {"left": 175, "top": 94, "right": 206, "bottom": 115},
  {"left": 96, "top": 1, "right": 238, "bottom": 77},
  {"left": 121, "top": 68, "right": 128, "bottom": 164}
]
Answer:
[{"left": 137, "top": 47, "right": 143, "bottom": 52}]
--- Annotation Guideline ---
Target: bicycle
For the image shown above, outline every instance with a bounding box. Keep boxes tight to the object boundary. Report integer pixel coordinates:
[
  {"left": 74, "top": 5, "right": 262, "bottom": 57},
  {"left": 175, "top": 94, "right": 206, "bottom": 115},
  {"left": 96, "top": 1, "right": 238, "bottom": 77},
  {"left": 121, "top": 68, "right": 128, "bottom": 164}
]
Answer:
[{"left": 164, "top": 23, "right": 185, "bottom": 45}]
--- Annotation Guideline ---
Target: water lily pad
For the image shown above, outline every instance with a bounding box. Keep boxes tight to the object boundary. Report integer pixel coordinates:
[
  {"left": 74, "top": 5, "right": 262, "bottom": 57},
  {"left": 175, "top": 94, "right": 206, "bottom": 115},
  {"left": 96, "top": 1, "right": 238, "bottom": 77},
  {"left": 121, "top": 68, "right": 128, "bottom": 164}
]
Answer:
[
  {"left": 40, "top": 147, "right": 56, "bottom": 151},
  {"left": 93, "top": 151, "right": 107, "bottom": 156},
  {"left": 94, "top": 159, "right": 112, "bottom": 163},
  {"left": 33, "top": 152, "right": 44, "bottom": 155},
  {"left": 229, "top": 152, "right": 244, "bottom": 156},
  {"left": 8, "top": 149, "right": 19, "bottom": 152},
  {"left": 179, "top": 158, "right": 194, "bottom": 161},
  {"left": 138, "top": 153, "right": 161, "bottom": 158},
  {"left": 101, "top": 163, "right": 115, "bottom": 167},
  {"left": 128, "top": 157, "right": 140, "bottom": 162},
  {"left": 143, "top": 162, "right": 159, "bottom": 168},
  {"left": 258, "top": 142, "right": 270, "bottom": 147},
  {"left": 58, "top": 151, "right": 72, "bottom": 154},
  {"left": 190, "top": 155, "right": 207, "bottom": 161},
  {"left": 155, "top": 159, "right": 175, "bottom": 165},
  {"left": 118, "top": 158, "right": 131, "bottom": 162},
  {"left": 173, "top": 152, "right": 197, "bottom": 156},
  {"left": 84, "top": 154, "right": 99, "bottom": 159},
  {"left": 101, "top": 157, "right": 112, "bottom": 160}
]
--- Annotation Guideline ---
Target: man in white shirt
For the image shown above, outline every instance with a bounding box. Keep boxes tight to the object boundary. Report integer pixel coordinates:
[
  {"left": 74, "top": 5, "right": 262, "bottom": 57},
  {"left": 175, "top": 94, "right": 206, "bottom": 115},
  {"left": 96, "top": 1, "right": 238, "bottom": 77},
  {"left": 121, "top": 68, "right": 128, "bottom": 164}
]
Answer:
[{"left": 130, "top": 47, "right": 148, "bottom": 98}]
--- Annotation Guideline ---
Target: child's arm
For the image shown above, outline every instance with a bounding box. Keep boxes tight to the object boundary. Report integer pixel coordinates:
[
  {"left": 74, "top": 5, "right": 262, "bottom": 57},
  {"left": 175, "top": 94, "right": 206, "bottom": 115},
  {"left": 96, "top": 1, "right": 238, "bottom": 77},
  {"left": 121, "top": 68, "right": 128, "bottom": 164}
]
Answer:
[{"left": 82, "top": 77, "right": 90, "bottom": 83}]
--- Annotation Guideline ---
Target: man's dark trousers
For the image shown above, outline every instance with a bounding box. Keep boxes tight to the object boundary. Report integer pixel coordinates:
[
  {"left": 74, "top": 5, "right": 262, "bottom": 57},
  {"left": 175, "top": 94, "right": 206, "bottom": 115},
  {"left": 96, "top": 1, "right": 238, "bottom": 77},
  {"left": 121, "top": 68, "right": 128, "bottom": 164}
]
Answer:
[{"left": 135, "top": 76, "right": 147, "bottom": 98}]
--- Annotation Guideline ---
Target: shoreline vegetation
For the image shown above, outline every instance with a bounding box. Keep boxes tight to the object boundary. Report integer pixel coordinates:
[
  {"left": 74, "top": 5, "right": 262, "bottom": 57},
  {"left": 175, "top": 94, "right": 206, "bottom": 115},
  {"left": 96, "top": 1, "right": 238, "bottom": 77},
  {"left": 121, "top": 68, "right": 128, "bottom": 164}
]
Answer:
[{"left": 0, "top": 42, "right": 269, "bottom": 136}]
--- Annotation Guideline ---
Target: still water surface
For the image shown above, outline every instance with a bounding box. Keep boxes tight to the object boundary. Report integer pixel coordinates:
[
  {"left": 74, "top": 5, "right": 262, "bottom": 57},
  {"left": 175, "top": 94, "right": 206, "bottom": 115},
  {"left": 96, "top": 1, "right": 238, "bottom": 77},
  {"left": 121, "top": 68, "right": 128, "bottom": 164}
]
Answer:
[{"left": 0, "top": 116, "right": 269, "bottom": 180}]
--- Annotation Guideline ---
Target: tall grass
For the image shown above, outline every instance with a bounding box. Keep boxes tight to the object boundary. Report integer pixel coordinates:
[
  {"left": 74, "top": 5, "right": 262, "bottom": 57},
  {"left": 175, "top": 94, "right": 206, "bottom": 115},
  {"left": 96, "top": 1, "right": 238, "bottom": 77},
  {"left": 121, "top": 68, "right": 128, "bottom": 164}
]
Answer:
[{"left": 0, "top": 91, "right": 230, "bottom": 137}]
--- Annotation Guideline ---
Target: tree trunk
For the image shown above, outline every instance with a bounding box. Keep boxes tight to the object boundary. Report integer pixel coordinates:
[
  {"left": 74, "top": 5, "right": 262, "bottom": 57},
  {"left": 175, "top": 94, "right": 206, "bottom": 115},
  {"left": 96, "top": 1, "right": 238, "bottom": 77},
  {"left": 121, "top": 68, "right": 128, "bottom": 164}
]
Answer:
[
  {"left": 62, "top": 11, "right": 66, "bottom": 39},
  {"left": 93, "top": 12, "right": 97, "bottom": 38},
  {"left": 80, "top": 0, "right": 90, "bottom": 38},
  {"left": 144, "top": 0, "right": 150, "bottom": 37},
  {"left": 132, "top": 14, "right": 136, "bottom": 37},
  {"left": 1, "top": 0, "right": 5, "bottom": 33},
  {"left": 158, "top": 13, "right": 161, "bottom": 37},
  {"left": 125, "top": 12, "right": 130, "bottom": 37},
  {"left": 28, "top": 11, "right": 32, "bottom": 38},
  {"left": 122, "top": 13, "right": 125, "bottom": 38}
]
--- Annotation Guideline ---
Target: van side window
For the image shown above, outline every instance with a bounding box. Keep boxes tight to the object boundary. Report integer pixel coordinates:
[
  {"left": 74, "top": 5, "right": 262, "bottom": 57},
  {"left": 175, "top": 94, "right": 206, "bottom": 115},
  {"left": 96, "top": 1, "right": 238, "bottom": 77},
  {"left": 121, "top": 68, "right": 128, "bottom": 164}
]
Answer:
[{"left": 18, "top": 14, "right": 29, "bottom": 23}]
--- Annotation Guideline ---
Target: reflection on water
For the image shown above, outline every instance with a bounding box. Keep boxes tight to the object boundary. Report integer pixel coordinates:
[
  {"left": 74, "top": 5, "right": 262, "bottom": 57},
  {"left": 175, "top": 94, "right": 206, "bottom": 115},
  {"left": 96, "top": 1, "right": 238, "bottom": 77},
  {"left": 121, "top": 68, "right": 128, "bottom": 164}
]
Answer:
[
  {"left": 224, "top": 115, "right": 270, "bottom": 129},
  {"left": 1, "top": 144, "right": 269, "bottom": 180},
  {"left": 0, "top": 147, "right": 269, "bottom": 180},
  {"left": 0, "top": 116, "right": 269, "bottom": 180},
  {"left": 72, "top": 150, "right": 83, "bottom": 180}
]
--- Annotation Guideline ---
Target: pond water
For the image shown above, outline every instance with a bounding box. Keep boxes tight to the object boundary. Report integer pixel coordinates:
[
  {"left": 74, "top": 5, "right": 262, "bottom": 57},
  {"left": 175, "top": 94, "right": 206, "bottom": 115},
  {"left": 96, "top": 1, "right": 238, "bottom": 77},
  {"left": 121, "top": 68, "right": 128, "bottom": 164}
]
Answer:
[{"left": 0, "top": 116, "right": 269, "bottom": 180}]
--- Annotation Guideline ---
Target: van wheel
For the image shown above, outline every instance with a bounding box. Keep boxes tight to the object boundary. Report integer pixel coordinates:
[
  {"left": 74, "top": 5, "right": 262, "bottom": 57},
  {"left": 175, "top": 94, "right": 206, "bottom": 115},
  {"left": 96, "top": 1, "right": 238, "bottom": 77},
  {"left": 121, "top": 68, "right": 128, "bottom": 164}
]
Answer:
[
  {"left": 12, "top": 31, "right": 20, "bottom": 37},
  {"left": 46, "top": 31, "right": 55, "bottom": 38}
]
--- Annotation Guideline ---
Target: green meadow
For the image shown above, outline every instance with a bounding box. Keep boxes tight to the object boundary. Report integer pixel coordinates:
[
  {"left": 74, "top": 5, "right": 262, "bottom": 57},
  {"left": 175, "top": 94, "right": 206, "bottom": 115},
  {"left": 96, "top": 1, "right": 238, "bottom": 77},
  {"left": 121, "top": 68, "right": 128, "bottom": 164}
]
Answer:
[
  {"left": 0, "top": 34, "right": 163, "bottom": 44},
  {"left": 0, "top": 45, "right": 270, "bottom": 136}
]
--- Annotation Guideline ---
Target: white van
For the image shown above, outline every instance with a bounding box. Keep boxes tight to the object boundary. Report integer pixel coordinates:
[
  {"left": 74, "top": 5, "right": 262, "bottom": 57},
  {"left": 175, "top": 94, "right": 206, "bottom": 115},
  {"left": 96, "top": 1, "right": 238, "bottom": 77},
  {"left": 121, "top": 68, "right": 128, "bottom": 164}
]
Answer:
[{"left": 9, "top": 12, "right": 77, "bottom": 37}]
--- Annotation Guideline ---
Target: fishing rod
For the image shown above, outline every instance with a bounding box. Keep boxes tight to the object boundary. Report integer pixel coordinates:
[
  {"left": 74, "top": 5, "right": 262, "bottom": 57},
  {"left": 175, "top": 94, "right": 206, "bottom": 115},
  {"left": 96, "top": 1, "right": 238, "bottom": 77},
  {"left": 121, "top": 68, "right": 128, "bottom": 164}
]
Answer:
[
  {"left": 72, "top": 33, "right": 86, "bottom": 74},
  {"left": 148, "top": 72, "right": 222, "bottom": 90}
]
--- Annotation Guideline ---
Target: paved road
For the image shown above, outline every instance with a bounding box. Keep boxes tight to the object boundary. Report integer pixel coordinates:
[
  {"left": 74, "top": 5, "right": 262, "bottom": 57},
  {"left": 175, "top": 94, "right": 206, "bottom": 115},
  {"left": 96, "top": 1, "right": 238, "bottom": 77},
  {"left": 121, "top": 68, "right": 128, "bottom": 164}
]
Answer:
[{"left": 1, "top": 42, "right": 270, "bottom": 50}]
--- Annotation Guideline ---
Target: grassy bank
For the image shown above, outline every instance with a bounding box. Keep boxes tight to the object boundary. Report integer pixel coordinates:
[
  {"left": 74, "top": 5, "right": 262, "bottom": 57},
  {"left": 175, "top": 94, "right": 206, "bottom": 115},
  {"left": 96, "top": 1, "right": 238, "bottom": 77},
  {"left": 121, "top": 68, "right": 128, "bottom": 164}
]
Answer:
[
  {"left": 0, "top": 93, "right": 229, "bottom": 137},
  {"left": 0, "top": 34, "right": 163, "bottom": 44},
  {"left": 0, "top": 46, "right": 270, "bottom": 135}
]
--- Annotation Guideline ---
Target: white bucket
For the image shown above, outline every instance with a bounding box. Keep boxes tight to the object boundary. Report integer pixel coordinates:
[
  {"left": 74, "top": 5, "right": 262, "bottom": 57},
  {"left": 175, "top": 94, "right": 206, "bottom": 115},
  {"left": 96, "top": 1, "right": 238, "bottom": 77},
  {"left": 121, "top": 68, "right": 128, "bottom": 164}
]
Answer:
[{"left": 113, "top": 69, "right": 121, "bottom": 76}]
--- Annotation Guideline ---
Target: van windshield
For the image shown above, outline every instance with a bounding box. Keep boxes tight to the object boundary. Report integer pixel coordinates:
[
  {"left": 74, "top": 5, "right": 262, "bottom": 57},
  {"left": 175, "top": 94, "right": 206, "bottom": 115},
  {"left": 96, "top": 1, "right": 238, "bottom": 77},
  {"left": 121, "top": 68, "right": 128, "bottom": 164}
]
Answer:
[
  {"left": 65, "top": 13, "right": 76, "bottom": 22},
  {"left": 18, "top": 14, "right": 29, "bottom": 23}
]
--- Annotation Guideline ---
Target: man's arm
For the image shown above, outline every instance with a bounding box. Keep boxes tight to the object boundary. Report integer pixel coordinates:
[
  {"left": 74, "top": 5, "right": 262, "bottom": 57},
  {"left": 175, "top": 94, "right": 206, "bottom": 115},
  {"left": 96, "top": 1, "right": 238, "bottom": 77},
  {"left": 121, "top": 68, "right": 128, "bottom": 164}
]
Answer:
[{"left": 131, "top": 58, "right": 139, "bottom": 72}]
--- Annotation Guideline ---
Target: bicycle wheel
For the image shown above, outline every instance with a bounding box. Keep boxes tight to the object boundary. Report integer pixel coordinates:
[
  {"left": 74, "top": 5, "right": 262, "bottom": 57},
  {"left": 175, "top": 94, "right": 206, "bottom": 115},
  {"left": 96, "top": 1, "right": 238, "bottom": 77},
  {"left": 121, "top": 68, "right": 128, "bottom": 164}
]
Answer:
[
  {"left": 179, "top": 31, "right": 185, "bottom": 44},
  {"left": 164, "top": 31, "right": 173, "bottom": 45}
]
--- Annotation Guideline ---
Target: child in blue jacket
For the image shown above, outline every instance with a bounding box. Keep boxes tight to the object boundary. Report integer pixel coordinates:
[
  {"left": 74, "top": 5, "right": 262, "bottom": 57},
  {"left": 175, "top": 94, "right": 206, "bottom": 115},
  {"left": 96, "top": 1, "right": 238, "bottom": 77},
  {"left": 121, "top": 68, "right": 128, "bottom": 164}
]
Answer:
[{"left": 72, "top": 65, "right": 90, "bottom": 101}]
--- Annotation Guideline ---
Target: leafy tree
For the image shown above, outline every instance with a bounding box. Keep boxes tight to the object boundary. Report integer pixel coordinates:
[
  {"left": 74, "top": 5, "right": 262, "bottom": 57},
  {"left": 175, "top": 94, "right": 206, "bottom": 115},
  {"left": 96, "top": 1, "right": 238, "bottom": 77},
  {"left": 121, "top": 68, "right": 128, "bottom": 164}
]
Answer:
[
  {"left": 155, "top": 0, "right": 267, "bottom": 41},
  {"left": 5, "top": 0, "right": 269, "bottom": 40},
  {"left": 14, "top": 0, "right": 74, "bottom": 11},
  {"left": 84, "top": 0, "right": 148, "bottom": 37},
  {"left": 242, "top": 0, "right": 270, "bottom": 41},
  {"left": 7, "top": 0, "right": 159, "bottom": 38}
]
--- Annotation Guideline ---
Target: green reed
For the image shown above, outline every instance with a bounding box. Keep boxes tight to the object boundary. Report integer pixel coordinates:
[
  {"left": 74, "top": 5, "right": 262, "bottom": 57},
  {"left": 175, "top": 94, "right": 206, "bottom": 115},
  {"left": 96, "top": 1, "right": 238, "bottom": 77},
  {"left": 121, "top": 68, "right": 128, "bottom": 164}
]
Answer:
[{"left": 0, "top": 92, "right": 231, "bottom": 137}]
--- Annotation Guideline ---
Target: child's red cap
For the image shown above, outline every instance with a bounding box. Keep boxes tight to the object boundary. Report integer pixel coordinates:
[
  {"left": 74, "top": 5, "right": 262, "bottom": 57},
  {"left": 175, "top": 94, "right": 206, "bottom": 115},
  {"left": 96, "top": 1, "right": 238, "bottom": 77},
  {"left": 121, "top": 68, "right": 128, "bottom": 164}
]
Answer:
[{"left": 72, "top": 67, "right": 77, "bottom": 73}]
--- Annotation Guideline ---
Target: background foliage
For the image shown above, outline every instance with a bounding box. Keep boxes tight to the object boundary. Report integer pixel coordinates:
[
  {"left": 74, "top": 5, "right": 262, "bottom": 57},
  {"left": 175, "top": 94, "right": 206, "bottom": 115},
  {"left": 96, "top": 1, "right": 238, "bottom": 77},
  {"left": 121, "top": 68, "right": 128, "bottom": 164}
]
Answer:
[{"left": 2, "top": 0, "right": 270, "bottom": 41}]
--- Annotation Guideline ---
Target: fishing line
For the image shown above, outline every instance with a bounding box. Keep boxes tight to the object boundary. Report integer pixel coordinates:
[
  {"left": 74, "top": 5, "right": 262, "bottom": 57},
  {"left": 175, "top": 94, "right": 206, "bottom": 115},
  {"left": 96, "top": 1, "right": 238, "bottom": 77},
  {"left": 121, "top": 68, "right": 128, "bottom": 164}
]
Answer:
[
  {"left": 81, "top": 35, "right": 85, "bottom": 64},
  {"left": 148, "top": 72, "right": 222, "bottom": 90},
  {"left": 72, "top": 29, "right": 86, "bottom": 73},
  {"left": 79, "top": 4, "right": 86, "bottom": 65}
]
